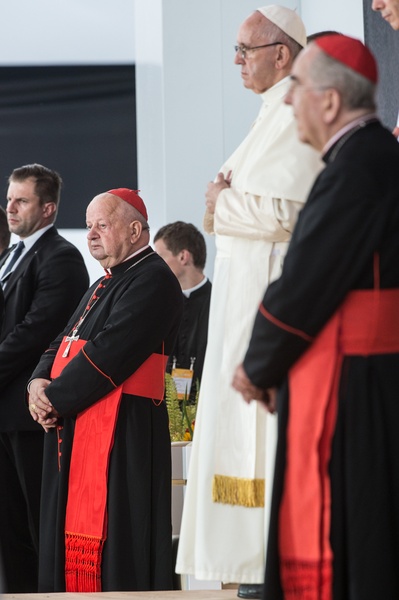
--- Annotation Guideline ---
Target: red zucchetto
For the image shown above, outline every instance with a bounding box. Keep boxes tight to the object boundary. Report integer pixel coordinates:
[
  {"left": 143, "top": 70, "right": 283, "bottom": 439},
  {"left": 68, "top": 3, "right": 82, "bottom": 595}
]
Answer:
[
  {"left": 107, "top": 188, "right": 148, "bottom": 221},
  {"left": 314, "top": 34, "right": 378, "bottom": 84}
]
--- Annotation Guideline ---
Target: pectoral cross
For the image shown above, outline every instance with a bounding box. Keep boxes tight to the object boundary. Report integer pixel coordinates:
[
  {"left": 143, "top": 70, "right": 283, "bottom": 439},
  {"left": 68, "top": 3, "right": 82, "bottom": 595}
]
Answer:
[{"left": 62, "top": 329, "right": 80, "bottom": 358}]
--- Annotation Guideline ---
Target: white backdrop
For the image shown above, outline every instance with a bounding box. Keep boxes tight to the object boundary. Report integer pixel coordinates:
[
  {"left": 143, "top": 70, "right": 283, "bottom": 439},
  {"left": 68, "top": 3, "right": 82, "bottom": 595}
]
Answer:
[
  {"left": 0, "top": 0, "right": 135, "bottom": 65},
  {"left": 0, "top": 0, "right": 364, "bottom": 66},
  {"left": 1, "top": 0, "right": 364, "bottom": 283}
]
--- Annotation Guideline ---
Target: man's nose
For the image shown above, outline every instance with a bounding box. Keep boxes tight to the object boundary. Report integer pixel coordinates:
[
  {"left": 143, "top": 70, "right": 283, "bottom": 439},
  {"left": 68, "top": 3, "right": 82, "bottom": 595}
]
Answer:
[
  {"left": 6, "top": 199, "right": 17, "bottom": 213},
  {"left": 234, "top": 51, "right": 244, "bottom": 65},
  {"left": 87, "top": 227, "right": 98, "bottom": 240},
  {"left": 284, "top": 88, "right": 293, "bottom": 106}
]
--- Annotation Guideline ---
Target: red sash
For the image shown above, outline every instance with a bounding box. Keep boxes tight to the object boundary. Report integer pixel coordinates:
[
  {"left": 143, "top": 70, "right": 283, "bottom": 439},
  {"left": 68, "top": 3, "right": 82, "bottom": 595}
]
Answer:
[
  {"left": 280, "top": 289, "right": 399, "bottom": 600},
  {"left": 50, "top": 337, "right": 167, "bottom": 592}
]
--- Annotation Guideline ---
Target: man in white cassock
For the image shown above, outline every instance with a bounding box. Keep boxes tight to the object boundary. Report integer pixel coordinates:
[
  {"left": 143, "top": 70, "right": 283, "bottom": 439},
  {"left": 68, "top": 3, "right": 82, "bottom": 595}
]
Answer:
[{"left": 176, "top": 5, "right": 322, "bottom": 598}]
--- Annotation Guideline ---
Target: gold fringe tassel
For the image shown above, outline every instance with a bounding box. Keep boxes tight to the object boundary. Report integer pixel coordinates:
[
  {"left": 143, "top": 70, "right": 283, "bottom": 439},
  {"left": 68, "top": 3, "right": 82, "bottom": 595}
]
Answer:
[{"left": 212, "top": 474, "right": 265, "bottom": 507}]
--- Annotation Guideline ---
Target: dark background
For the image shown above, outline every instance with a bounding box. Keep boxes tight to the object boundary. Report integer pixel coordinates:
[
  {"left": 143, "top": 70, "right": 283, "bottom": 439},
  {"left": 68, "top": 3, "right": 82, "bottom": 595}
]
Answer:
[
  {"left": 0, "top": 5, "right": 396, "bottom": 232},
  {"left": 0, "top": 65, "right": 137, "bottom": 228},
  {"left": 363, "top": 0, "right": 399, "bottom": 130}
]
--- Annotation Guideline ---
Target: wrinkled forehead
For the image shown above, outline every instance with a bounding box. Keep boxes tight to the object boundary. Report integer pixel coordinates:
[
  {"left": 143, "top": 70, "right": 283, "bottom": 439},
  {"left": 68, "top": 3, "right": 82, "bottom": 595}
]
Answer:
[{"left": 237, "top": 12, "right": 268, "bottom": 44}]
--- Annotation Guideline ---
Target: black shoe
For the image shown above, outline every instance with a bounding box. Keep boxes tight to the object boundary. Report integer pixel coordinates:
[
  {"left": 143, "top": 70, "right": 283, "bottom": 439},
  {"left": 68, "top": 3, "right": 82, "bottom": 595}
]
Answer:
[{"left": 237, "top": 583, "right": 264, "bottom": 599}]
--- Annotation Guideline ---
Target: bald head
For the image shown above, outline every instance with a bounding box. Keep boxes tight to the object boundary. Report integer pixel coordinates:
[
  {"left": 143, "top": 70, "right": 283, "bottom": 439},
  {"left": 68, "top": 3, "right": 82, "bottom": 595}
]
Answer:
[{"left": 86, "top": 192, "right": 150, "bottom": 269}]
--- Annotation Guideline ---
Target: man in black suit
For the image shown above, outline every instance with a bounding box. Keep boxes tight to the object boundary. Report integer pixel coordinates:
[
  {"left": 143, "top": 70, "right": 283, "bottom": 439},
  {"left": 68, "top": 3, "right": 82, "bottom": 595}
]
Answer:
[
  {"left": 0, "top": 163, "right": 89, "bottom": 592},
  {"left": 0, "top": 206, "right": 11, "bottom": 259}
]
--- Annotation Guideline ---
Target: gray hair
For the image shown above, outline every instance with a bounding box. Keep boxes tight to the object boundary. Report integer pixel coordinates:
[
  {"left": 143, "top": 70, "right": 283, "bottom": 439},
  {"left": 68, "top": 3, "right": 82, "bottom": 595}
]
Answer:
[
  {"left": 259, "top": 19, "right": 303, "bottom": 61},
  {"left": 119, "top": 199, "right": 149, "bottom": 229},
  {"left": 309, "top": 48, "right": 376, "bottom": 111}
]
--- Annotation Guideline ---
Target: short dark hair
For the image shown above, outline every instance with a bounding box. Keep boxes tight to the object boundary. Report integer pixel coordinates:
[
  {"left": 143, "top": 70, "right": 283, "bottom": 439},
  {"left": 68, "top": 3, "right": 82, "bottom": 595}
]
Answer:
[
  {"left": 8, "top": 163, "right": 63, "bottom": 208},
  {"left": 154, "top": 221, "right": 207, "bottom": 270},
  {"left": 0, "top": 206, "right": 10, "bottom": 251}
]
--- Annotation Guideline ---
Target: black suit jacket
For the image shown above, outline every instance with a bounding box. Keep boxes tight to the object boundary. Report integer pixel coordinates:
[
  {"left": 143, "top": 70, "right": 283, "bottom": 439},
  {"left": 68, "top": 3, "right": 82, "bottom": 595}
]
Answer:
[
  {"left": 0, "top": 286, "right": 4, "bottom": 333},
  {"left": 0, "top": 227, "right": 89, "bottom": 431}
]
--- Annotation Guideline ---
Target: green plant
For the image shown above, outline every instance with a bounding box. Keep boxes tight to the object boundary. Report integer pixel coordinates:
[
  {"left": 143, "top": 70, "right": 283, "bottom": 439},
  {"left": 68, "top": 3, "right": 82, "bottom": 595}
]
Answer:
[{"left": 165, "top": 373, "right": 198, "bottom": 441}]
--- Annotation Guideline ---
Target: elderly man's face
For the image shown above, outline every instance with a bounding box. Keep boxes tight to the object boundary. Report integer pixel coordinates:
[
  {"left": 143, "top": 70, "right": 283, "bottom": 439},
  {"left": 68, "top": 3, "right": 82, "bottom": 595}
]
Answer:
[
  {"left": 86, "top": 194, "right": 136, "bottom": 269},
  {"left": 372, "top": 0, "right": 399, "bottom": 29},
  {"left": 234, "top": 13, "right": 282, "bottom": 94},
  {"left": 284, "top": 45, "right": 327, "bottom": 151}
]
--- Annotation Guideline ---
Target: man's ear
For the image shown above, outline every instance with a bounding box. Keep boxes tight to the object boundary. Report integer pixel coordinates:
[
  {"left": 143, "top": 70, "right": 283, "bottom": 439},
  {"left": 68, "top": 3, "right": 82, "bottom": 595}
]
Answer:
[
  {"left": 42, "top": 202, "right": 57, "bottom": 218},
  {"left": 275, "top": 44, "right": 291, "bottom": 70},
  {"left": 130, "top": 220, "right": 143, "bottom": 243},
  {"left": 179, "top": 249, "right": 192, "bottom": 266},
  {"left": 322, "top": 88, "right": 341, "bottom": 125}
]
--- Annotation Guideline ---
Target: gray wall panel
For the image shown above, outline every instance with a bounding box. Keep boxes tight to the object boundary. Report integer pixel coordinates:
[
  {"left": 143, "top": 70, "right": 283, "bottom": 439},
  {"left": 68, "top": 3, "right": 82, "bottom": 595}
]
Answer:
[{"left": 364, "top": 0, "right": 399, "bottom": 130}]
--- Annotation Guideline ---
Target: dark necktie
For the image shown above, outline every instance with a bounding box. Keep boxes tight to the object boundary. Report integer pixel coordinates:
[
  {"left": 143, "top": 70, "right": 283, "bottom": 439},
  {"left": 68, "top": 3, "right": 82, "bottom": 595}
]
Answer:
[{"left": 1, "top": 241, "right": 25, "bottom": 287}]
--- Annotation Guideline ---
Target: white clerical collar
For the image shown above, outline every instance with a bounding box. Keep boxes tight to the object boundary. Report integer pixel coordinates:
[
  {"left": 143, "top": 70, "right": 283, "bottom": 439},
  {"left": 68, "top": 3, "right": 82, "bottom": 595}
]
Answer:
[
  {"left": 123, "top": 244, "right": 150, "bottom": 263},
  {"left": 260, "top": 76, "right": 290, "bottom": 105},
  {"left": 322, "top": 113, "right": 378, "bottom": 157},
  {"left": 182, "top": 276, "right": 208, "bottom": 298}
]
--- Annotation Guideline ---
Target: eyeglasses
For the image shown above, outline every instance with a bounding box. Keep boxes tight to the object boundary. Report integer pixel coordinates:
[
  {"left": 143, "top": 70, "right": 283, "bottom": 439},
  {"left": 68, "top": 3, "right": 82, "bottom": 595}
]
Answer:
[{"left": 234, "top": 42, "right": 284, "bottom": 59}]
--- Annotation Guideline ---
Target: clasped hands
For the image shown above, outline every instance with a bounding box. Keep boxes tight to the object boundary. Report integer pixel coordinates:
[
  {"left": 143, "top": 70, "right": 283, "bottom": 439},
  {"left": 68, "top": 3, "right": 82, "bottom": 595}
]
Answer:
[
  {"left": 28, "top": 378, "right": 60, "bottom": 432},
  {"left": 206, "top": 170, "right": 276, "bottom": 411},
  {"left": 205, "top": 171, "right": 232, "bottom": 214},
  {"left": 232, "top": 364, "right": 277, "bottom": 414}
]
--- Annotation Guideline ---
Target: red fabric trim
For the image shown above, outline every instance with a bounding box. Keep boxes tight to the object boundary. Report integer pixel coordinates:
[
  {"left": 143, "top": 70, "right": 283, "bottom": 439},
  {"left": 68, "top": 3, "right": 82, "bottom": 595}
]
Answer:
[
  {"left": 51, "top": 338, "right": 167, "bottom": 400},
  {"left": 51, "top": 338, "right": 86, "bottom": 378},
  {"left": 50, "top": 338, "right": 168, "bottom": 592},
  {"left": 340, "top": 289, "right": 399, "bottom": 355},
  {"left": 122, "top": 352, "right": 167, "bottom": 400},
  {"left": 81, "top": 347, "right": 118, "bottom": 387},
  {"left": 57, "top": 425, "right": 63, "bottom": 472},
  {"left": 280, "top": 289, "right": 399, "bottom": 600},
  {"left": 65, "top": 386, "right": 121, "bottom": 592},
  {"left": 258, "top": 303, "right": 314, "bottom": 343}
]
